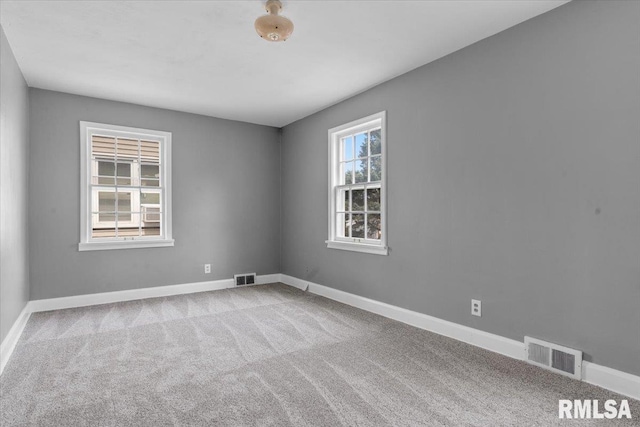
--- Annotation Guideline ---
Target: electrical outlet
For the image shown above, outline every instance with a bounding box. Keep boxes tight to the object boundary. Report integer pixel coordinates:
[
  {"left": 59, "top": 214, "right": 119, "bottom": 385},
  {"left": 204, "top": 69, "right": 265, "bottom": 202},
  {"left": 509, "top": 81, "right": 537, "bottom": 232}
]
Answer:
[
  {"left": 471, "top": 299, "right": 481, "bottom": 317},
  {"left": 204, "top": 264, "right": 211, "bottom": 274}
]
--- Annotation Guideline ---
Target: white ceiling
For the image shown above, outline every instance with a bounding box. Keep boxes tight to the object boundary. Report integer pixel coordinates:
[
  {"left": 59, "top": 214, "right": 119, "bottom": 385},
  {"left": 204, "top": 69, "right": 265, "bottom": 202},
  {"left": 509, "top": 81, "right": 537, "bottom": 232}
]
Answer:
[{"left": 1, "top": 0, "right": 569, "bottom": 127}]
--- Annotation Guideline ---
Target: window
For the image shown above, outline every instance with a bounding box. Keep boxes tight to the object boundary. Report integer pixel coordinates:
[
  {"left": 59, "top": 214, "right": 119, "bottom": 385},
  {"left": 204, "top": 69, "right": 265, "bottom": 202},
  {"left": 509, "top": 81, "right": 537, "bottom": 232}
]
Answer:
[
  {"left": 328, "top": 111, "right": 387, "bottom": 255},
  {"left": 79, "top": 122, "right": 173, "bottom": 251}
]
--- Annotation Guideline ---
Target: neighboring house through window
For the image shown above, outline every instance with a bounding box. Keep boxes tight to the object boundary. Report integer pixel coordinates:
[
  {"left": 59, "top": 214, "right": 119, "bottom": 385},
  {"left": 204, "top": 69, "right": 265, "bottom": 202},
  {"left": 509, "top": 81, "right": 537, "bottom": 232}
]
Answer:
[
  {"left": 79, "top": 122, "right": 173, "bottom": 251},
  {"left": 327, "top": 111, "right": 387, "bottom": 255}
]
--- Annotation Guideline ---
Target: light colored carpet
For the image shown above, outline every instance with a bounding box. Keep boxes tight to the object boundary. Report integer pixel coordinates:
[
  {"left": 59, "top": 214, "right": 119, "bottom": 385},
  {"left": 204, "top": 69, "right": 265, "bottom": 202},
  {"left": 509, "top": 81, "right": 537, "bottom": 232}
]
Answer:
[{"left": 0, "top": 283, "right": 637, "bottom": 426}]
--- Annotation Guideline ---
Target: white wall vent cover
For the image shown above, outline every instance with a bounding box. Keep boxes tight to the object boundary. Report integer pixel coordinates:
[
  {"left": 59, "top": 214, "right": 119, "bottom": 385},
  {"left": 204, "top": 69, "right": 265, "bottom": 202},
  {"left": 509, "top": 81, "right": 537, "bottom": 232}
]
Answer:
[
  {"left": 234, "top": 273, "right": 256, "bottom": 287},
  {"left": 524, "top": 336, "right": 582, "bottom": 380}
]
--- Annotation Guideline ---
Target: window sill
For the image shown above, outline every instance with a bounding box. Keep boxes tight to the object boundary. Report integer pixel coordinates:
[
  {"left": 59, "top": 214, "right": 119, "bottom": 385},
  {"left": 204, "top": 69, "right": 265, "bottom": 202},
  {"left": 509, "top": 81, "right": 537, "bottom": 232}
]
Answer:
[
  {"left": 78, "top": 239, "right": 175, "bottom": 252},
  {"left": 326, "top": 240, "right": 388, "bottom": 256}
]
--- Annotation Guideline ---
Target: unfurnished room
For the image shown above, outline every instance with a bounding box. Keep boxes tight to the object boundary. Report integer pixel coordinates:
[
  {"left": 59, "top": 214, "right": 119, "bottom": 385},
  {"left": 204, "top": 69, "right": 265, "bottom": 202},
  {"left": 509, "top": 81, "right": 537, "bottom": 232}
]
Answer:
[{"left": 0, "top": 0, "right": 639, "bottom": 425}]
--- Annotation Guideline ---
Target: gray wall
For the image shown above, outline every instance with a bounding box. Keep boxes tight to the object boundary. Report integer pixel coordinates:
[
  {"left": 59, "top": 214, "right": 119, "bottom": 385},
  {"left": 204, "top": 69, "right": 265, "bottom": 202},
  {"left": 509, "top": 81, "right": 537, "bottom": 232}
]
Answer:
[
  {"left": 0, "top": 27, "right": 30, "bottom": 342},
  {"left": 281, "top": 0, "right": 640, "bottom": 375},
  {"left": 29, "top": 89, "right": 281, "bottom": 300}
]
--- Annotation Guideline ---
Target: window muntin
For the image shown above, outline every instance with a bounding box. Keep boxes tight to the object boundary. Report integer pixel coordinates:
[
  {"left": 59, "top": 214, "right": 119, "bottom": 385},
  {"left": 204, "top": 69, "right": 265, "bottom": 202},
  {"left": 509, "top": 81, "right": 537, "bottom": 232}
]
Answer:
[
  {"left": 328, "top": 112, "right": 387, "bottom": 255},
  {"left": 79, "top": 122, "right": 173, "bottom": 251}
]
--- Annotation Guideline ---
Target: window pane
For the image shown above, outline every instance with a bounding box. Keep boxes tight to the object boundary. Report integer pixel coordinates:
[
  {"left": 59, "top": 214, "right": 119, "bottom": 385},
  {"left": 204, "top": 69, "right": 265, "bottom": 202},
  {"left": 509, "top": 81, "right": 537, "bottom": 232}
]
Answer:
[
  {"left": 116, "top": 162, "right": 132, "bottom": 185},
  {"left": 116, "top": 138, "right": 139, "bottom": 160},
  {"left": 98, "top": 161, "right": 115, "bottom": 176},
  {"left": 367, "top": 188, "right": 381, "bottom": 211},
  {"left": 142, "top": 212, "right": 160, "bottom": 236},
  {"left": 336, "top": 189, "right": 349, "bottom": 212},
  {"left": 341, "top": 161, "right": 354, "bottom": 185},
  {"left": 117, "top": 191, "right": 131, "bottom": 212},
  {"left": 97, "top": 161, "right": 115, "bottom": 185},
  {"left": 141, "top": 164, "right": 160, "bottom": 179},
  {"left": 97, "top": 176, "right": 115, "bottom": 185},
  {"left": 141, "top": 140, "right": 160, "bottom": 163},
  {"left": 98, "top": 212, "right": 116, "bottom": 222},
  {"left": 337, "top": 213, "right": 348, "bottom": 238},
  {"left": 142, "top": 207, "right": 161, "bottom": 224},
  {"left": 370, "top": 156, "right": 382, "bottom": 182},
  {"left": 91, "top": 229, "right": 116, "bottom": 238},
  {"left": 355, "top": 159, "right": 367, "bottom": 183},
  {"left": 370, "top": 129, "right": 381, "bottom": 155},
  {"left": 355, "top": 132, "right": 368, "bottom": 158},
  {"left": 142, "top": 224, "right": 161, "bottom": 236},
  {"left": 367, "top": 214, "right": 381, "bottom": 240},
  {"left": 118, "top": 211, "right": 132, "bottom": 222},
  {"left": 352, "top": 189, "right": 364, "bottom": 211},
  {"left": 141, "top": 191, "right": 160, "bottom": 205},
  {"left": 352, "top": 214, "right": 365, "bottom": 238},
  {"left": 141, "top": 179, "right": 160, "bottom": 187},
  {"left": 118, "top": 213, "right": 141, "bottom": 237},
  {"left": 116, "top": 162, "right": 131, "bottom": 177},
  {"left": 98, "top": 191, "right": 116, "bottom": 212},
  {"left": 342, "top": 136, "right": 353, "bottom": 161},
  {"left": 92, "top": 135, "right": 116, "bottom": 158},
  {"left": 91, "top": 212, "right": 116, "bottom": 239}
]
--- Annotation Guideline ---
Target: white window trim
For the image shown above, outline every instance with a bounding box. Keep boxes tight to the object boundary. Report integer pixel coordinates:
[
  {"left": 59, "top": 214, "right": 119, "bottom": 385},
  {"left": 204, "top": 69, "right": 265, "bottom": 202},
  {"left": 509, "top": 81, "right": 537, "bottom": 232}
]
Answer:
[
  {"left": 327, "top": 111, "right": 388, "bottom": 256},
  {"left": 79, "top": 121, "right": 174, "bottom": 251}
]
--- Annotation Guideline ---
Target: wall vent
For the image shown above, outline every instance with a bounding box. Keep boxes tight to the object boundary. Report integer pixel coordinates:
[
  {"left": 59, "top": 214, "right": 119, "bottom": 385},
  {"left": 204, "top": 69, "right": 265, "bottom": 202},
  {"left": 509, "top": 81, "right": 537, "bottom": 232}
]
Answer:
[
  {"left": 234, "top": 273, "right": 256, "bottom": 287},
  {"left": 524, "top": 336, "right": 582, "bottom": 380}
]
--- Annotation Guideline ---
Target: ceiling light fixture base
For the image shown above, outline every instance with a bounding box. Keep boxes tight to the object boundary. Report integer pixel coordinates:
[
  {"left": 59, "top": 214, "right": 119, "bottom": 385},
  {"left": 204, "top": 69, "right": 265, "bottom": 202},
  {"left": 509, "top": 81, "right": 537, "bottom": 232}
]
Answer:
[{"left": 255, "top": 0, "right": 294, "bottom": 42}]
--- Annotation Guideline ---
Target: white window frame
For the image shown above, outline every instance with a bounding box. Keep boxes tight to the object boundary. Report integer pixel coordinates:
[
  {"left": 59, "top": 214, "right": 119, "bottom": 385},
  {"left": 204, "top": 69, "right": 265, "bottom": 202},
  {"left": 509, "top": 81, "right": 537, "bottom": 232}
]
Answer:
[
  {"left": 79, "top": 121, "right": 174, "bottom": 251},
  {"left": 327, "top": 111, "right": 388, "bottom": 255}
]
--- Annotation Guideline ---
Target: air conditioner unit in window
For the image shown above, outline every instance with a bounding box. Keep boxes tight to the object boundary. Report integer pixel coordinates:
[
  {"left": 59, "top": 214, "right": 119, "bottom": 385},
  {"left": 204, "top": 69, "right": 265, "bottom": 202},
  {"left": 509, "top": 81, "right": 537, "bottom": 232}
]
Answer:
[{"left": 141, "top": 204, "right": 161, "bottom": 223}]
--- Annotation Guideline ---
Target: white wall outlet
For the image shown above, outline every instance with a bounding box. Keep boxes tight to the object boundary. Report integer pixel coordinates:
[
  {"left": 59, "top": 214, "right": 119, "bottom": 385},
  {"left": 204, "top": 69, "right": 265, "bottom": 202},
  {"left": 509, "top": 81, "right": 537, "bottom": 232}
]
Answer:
[
  {"left": 471, "top": 299, "right": 481, "bottom": 317},
  {"left": 204, "top": 264, "right": 211, "bottom": 274}
]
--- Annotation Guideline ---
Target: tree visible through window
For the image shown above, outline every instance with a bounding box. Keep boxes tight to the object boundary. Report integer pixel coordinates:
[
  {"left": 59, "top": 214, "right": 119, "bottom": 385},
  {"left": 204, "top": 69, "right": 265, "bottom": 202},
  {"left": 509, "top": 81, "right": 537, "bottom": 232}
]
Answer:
[
  {"left": 328, "top": 112, "right": 387, "bottom": 255},
  {"left": 337, "top": 128, "right": 382, "bottom": 240}
]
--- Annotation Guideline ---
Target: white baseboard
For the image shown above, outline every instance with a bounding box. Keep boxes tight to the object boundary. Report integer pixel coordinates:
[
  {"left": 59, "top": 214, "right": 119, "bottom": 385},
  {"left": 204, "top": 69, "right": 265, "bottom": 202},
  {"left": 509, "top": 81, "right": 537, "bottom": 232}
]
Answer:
[
  {"left": 255, "top": 273, "right": 282, "bottom": 285},
  {"left": 0, "top": 305, "right": 31, "bottom": 375},
  {"left": 582, "top": 361, "right": 640, "bottom": 401},
  {"left": 280, "top": 274, "right": 640, "bottom": 401},
  {"left": 25, "top": 273, "right": 282, "bottom": 314},
  {"left": 27, "top": 278, "right": 233, "bottom": 313}
]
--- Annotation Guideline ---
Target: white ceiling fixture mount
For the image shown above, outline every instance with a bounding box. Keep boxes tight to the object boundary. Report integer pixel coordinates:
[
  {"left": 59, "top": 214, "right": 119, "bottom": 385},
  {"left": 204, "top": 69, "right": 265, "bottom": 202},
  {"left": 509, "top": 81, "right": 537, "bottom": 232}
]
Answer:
[{"left": 255, "top": 0, "right": 294, "bottom": 42}]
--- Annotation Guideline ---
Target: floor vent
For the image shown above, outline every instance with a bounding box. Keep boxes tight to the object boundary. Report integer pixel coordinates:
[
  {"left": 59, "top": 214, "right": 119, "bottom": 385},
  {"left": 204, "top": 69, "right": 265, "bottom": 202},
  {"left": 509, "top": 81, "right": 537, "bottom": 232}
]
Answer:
[
  {"left": 234, "top": 273, "right": 256, "bottom": 287},
  {"left": 524, "top": 336, "right": 582, "bottom": 380}
]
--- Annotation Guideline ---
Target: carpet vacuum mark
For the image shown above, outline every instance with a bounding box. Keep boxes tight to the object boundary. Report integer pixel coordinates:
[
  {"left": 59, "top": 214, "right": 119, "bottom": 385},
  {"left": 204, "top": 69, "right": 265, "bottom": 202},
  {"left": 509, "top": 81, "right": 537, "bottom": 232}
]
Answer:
[{"left": 1, "top": 283, "right": 637, "bottom": 426}]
